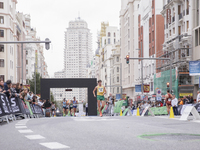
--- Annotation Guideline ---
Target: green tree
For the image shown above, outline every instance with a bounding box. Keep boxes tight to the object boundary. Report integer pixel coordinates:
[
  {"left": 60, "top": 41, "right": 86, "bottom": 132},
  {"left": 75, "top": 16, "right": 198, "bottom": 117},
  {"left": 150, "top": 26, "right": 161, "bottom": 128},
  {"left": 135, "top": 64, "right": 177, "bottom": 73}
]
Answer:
[{"left": 28, "top": 72, "right": 41, "bottom": 94}]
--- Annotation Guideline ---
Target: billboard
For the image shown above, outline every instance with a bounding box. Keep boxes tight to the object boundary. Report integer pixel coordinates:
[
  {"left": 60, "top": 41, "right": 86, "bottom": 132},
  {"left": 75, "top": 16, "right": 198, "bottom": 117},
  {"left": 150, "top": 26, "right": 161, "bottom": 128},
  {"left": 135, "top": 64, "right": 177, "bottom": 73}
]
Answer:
[{"left": 135, "top": 85, "right": 142, "bottom": 92}]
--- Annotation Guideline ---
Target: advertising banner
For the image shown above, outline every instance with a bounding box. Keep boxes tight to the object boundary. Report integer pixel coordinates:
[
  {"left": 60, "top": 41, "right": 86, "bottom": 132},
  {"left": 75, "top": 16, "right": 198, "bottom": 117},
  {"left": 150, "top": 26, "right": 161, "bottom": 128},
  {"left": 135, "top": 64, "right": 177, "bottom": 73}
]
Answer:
[
  {"left": 143, "top": 85, "right": 150, "bottom": 93},
  {"left": 135, "top": 85, "right": 142, "bottom": 92},
  {"left": 0, "top": 94, "right": 12, "bottom": 115},
  {"left": 189, "top": 61, "right": 200, "bottom": 76},
  {"left": 116, "top": 94, "right": 121, "bottom": 100}
]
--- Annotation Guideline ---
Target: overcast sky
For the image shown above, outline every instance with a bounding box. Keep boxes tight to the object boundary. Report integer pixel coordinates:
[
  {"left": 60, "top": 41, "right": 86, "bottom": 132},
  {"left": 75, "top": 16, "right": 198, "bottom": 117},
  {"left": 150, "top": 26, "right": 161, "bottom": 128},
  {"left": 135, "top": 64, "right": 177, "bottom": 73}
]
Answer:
[{"left": 17, "top": 0, "right": 121, "bottom": 77}]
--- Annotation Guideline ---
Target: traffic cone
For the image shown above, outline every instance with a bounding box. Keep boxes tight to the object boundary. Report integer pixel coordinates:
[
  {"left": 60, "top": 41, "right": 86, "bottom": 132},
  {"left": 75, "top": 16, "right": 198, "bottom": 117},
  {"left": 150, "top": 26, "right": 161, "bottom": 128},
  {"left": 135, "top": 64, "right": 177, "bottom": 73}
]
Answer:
[
  {"left": 136, "top": 107, "right": 140, "bottom": 116},
  {"left": 170, "top": 107, "right": 174, "bottom": 118},
  {"left": 120, "top": 110, "right": 123, "bottom": 116}
]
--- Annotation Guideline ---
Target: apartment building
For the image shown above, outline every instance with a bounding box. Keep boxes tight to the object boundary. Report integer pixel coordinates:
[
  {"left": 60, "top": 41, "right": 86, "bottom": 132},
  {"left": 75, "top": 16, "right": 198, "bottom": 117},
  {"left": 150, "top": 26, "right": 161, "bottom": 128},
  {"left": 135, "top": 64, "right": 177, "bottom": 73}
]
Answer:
[
  {"left": 120, "top": 0, "right": 140, "bottom": 99},
  {"left": 137, "top": 0, "right": 164, "bottom": 96}
]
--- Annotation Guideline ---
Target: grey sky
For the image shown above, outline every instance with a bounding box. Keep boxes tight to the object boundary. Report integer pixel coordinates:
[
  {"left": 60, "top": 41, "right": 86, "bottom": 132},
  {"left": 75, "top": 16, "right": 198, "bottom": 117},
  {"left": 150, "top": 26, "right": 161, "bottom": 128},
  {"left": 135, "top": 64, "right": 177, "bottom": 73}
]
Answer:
[{"left": 17, "top": 0, "right": 121, "bottom": 77}]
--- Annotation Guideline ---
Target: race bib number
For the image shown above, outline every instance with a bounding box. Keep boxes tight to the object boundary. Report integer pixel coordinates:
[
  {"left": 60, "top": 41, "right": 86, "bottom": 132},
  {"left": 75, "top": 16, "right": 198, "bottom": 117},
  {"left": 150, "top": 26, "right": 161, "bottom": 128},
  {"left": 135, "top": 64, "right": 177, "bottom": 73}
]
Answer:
[
  {"left": 168, "top": 98, "right": 171, "bottom": 102},
  {"left": 98, "top": 88, "right": 103, "bottom": 93}
]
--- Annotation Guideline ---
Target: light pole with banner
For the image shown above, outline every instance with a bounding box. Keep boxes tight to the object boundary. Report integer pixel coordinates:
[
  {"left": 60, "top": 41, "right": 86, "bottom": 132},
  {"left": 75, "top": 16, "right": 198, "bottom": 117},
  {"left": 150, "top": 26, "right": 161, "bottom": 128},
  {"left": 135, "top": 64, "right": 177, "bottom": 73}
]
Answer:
[{"left": 0, "top": 38, "right": 51, "bottom": 84}]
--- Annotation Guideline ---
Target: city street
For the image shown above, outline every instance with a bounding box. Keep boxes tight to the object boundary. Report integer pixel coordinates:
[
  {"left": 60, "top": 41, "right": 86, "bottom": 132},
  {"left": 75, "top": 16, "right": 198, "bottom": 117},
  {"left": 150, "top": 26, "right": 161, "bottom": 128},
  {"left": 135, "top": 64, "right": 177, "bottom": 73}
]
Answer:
[{"left": 1, "top": 116, "right": 200, "bottom": 150}]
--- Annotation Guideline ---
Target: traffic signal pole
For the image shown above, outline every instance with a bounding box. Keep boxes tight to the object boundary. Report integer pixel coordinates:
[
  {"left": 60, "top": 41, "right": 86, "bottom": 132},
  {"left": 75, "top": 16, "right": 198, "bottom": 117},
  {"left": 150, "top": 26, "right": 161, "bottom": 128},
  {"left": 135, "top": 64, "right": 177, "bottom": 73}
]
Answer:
[
  {"left": 0, "top": 39, "right": 51, "bottom": 84},
  {"left": 125, "top": 56, "right": 172, "bottom": 95}
]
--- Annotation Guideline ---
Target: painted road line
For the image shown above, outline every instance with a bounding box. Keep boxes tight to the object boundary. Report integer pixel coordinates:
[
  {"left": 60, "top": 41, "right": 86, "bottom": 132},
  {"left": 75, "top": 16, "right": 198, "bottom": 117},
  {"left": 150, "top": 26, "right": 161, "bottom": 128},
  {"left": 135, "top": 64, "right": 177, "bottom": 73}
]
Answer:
[
  {"left": 40, "top": 142, "right": 70, "bottom": 149},
  {"left": 15, "top": 124, "right": 27, "bottom": 126},
  {"left": 73, "top": 118, "right": 119, "bottom": 121},
  {"left": 15, "top": 126, "right": 27, "bottom": 129},
  {"left": 18, "top": 129, "right": 33, "bottom": 133},
  {"left": 25, "top": 135, "right": 45, "bottom": 140}
]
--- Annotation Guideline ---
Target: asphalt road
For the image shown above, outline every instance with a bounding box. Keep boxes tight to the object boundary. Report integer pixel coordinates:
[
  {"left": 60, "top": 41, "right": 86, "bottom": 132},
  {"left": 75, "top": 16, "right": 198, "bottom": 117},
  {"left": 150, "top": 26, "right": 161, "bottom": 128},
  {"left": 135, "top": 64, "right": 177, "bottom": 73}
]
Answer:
[{"left": 1, "top": 116, "right": 200, "bottom": 150}]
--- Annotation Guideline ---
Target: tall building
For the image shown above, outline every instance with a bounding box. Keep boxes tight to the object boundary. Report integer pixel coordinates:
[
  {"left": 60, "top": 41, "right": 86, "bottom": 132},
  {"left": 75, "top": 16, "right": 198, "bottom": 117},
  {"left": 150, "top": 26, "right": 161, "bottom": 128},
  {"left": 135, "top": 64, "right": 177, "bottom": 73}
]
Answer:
[
  {"left": 157, "top": 0, "right": 193, "bottom": 97},
  {"left": 95, "top": 23, "right": 120, "bottom": 97},
  {"left": 64, "top": 17, "right": 92, "bottom": 101},
  {"left": 25, "top": 14, "right": 49, "bottom": 82},
  {"left": 0, "top": 0, "right": 17, "bottom": 82},
  {"left": 137, "top": 0, "right": 164, "bottom": 96},
  {"left": 120, "top": 0, "right": 140, "bottom": 100}
]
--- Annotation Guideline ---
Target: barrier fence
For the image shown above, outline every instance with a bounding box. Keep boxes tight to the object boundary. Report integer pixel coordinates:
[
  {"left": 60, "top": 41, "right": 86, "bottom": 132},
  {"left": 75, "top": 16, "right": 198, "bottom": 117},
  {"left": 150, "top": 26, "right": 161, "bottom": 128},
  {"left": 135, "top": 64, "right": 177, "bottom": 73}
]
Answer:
[{"left": 0, "top": 93, "right": 43, "bottom": 123}]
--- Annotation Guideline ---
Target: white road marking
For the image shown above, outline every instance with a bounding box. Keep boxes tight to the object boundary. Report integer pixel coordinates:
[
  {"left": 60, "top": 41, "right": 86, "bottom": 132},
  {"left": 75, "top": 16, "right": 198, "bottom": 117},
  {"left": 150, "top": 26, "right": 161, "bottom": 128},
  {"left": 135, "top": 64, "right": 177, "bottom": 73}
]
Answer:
[
  {"left": 40, "top": 142, "right": 70, "bottom": 149},
  {"left": 15, "top": 124, "right": 27, "bottom": 126},
  {"left": 72, "top": 117, "right": 119, "bottom": 122},
  {"left": 18, "top": 129, "right": 33, "bottom": 133},
  {"left": 25, "top": 135, "right": 45, "bottom": 140},
  {"left": 15, "top": 126, "right": 27, "bottom": 129}
]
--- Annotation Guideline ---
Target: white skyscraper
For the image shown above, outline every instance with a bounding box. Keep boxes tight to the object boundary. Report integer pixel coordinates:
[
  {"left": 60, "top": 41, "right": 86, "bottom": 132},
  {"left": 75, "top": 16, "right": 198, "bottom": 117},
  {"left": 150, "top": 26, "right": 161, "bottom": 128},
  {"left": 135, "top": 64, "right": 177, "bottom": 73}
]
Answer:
[{"left": 64, "top": 17, "right": 92, "bottom": 101}]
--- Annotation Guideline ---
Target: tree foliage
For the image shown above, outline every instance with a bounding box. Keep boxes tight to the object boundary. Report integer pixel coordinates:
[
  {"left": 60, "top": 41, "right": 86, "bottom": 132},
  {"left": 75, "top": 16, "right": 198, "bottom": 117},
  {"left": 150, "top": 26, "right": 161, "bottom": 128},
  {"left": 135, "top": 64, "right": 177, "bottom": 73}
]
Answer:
[{"left": 28, "top": 72, "right": 41, "bottom": 94}]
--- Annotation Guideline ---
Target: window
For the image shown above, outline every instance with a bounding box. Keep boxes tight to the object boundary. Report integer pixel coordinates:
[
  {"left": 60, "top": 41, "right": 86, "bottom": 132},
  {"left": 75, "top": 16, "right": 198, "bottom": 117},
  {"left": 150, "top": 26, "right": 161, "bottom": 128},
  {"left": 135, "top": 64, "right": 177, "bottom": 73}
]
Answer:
[
  {"left": 108, "top": 32, "right": 111, "bottom": 37},
  {"left": 114, "top": 39, "right": 116, "bottom": 44},
  {"left": 0, "top": 2, "right": 3, "bottom": 9},
  {"left": 173, "top": 28, "right": 175, "bottom": 34},
  {"left": 117, "top": 67, "right": 119, "bottom": 72},
  {"left": 117, "top": 57, "right": 119, "bottom": 62},
  {"left": 0, "top": 16, "right": 4, "bottom": 24},
  {"left": 151, "top": 82, "right": 154, "bottom": 91},
  {"left": 0, "top": 75, "right": 4, "bottom": 82},
  {"left": 117, "top": 77, "right": 119, "bottom": 82},
  {"left": 152, "top": 0, "right": 154, "bottom": 8},
  {"left": 0, "top": 30, "right": 4, "bottom": 37},
  {"left": 128, "top": 29, "right": 130, "bottom": 38},
  {"left": 26, "top": 60, "right": 28, "bottom": 65},
  {"left": 152, "top": 15, "right": 154, "bottom": 25},
  {"left": 187, "top": 21, "right": 189, "bottom": 31},
  {"left": 114, "top": 32, "right": 116, "bottom": 37},
  {"left": 0, "top": 59, "right": 4, "bottom": 67},
  {"left": 117, "top": 87, "right": 119, "bottom": 93},
  {"left": 169, "top": 30, "right": 171, "bottom": 36},
  {"left": 152, "top": 31, "right": 154, "bottom": 41},
  {"left": 26, "top": 50, "right": 28, "bottom": 55},
  {"left": 0, "top": 45, "right": 4, "bottom": 52},
  {"left": 108, "top": 38, "right": 110, "bottom": 44},
  {"left": 195, "top": 29, "right": 198, "bottom": 46},
  {"left": 149, "top": 33, "right": 151, "bottom": 43}
]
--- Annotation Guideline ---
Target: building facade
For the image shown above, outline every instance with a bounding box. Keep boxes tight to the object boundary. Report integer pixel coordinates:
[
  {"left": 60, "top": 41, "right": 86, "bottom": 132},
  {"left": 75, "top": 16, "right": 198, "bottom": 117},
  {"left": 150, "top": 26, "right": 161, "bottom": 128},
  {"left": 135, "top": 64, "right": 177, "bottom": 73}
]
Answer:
[
  {"left": 137, "top": 0, "right": 164, "bottom": 97},
  {"left": 0, "top": 0, "right": 17, "bottom": 82},
  {"left": 158, "top": 0, "right": 193, "bottom": 98},
  {"left": 120, "top": 0, "right": 140, "bottom": 100}
]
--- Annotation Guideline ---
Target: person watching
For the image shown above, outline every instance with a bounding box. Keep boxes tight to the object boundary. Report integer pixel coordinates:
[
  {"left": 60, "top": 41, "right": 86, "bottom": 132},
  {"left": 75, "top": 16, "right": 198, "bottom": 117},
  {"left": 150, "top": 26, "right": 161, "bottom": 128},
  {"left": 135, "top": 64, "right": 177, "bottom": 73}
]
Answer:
[
  {"left": 4, "top": 80, "right": 12, "bottom": 99},
  {"left": 171, "top": 95, "right": 178, "bottom": 116}
]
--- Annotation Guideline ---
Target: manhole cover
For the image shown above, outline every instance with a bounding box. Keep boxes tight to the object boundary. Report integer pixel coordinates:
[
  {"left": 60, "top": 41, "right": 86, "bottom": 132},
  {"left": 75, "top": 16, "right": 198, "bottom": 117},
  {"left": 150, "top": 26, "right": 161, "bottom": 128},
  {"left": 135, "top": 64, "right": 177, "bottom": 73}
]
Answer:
[{"left": 139, "top": 133, "right": 200, "bottom": 141}]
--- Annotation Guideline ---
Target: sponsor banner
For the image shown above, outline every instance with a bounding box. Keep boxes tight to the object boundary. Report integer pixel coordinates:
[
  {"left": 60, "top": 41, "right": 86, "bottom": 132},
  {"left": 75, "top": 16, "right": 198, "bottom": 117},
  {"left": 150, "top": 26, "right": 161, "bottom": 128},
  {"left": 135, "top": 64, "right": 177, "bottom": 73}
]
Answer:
[
  {"left": 0, "top": 94, "right": 12, "bottom": 115},
  {"left": 116, "top": 94, "right": 121, "bottom": 100},
  {"left": 143, "top": 85, "right": 150, "bottom": 93},
  {"left": 179, "top": 93, "right": 193, "bottom": 97},
  {"left": 135, "top": 85, "right": 142, "bottom": 92},
  {"left": 189, "top": 61, "right": 200, "bottom": 76}
]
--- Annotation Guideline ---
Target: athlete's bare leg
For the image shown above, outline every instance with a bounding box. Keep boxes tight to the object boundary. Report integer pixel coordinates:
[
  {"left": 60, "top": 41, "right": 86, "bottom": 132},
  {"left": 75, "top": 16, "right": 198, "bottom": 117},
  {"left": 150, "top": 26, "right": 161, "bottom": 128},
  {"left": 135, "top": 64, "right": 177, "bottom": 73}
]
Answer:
[{"left": 97, "top": 100, "right": 102, "bottom": 115}]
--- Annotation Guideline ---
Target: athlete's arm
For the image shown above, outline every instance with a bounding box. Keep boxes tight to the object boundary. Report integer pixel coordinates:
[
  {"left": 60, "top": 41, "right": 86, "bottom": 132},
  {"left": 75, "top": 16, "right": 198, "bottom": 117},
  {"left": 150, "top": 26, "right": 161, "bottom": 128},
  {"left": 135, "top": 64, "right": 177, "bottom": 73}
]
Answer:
[
  {"left": 104, "top": 86, "right": 107, "bottom": 95},
  {"left": 93, "top": 86, "right": 97, "bottom": 97}
]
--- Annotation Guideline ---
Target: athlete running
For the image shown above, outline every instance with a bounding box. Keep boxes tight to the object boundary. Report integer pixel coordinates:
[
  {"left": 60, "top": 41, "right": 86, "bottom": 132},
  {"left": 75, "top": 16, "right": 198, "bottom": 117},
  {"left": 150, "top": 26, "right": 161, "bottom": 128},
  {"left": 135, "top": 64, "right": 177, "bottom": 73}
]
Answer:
[
  {"left": 93, "top": 80, "right": 107, "bottom": 117},
  {"left": 51, "top": 102, "right": 56, "bottom": 117},
  {"left": 73, "top": 97, "right": 78, "bottom": 117},
  {"left": 70, "top": 100, "right": 73, "bottom": 116},
  {"left": 63, "top": 98, "right": 67, "bottom": 116}
]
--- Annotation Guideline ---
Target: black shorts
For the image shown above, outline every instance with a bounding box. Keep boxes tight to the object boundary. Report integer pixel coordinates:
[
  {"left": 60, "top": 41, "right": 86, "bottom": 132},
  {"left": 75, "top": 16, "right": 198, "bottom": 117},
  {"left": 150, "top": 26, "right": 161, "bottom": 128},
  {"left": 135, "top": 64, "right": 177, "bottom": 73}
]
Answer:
[
  {"left": 70, "top": 107, "right": 73, "bottom": 110},
  {"left": 63, "top": 106, "right": 68, "bottom": 109},
  {"left": 51, "top": 109, "right": 55, "bottom": 112}
]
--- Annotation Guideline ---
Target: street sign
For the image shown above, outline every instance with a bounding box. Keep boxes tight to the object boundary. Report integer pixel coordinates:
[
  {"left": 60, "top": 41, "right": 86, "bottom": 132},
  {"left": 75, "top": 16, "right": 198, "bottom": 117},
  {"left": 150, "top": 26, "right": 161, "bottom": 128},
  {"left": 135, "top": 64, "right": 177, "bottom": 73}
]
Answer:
[
  {"left": 156, "top": 96, "right": 161, "bottom": 101},
  {"left": 116, "top": 94, "right": 121, "bottom": 100},
  {"left": 156, "top": 89, "right": 162, "bottom": 97}
]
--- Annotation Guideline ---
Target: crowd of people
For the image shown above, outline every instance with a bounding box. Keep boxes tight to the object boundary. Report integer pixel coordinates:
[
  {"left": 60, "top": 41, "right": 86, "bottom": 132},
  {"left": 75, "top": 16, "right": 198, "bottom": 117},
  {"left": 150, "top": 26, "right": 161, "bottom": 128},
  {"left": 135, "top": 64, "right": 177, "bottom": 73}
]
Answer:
[
  {"left": 0, "top": 79, "right": 57, "bottom": 118},
  {"left": 62, "top": 97, "right": 78, "bottom": 117}
]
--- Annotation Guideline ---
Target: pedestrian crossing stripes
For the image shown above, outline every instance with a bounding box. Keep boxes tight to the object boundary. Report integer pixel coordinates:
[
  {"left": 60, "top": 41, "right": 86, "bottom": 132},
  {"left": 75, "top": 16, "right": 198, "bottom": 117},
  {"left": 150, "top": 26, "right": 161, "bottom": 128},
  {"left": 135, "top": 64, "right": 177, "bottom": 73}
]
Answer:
[
  {"left": 25, "top": 135, "right": 45, "bottom": 140},
  {"left": 15, "top": 126, "right": 27, "bottom": 129},
  {"left": 40, "top": 142, "right": 70, "bottom": 149},
  {"left": 18, "top": 129, "right": 33, "bottom": 133}
]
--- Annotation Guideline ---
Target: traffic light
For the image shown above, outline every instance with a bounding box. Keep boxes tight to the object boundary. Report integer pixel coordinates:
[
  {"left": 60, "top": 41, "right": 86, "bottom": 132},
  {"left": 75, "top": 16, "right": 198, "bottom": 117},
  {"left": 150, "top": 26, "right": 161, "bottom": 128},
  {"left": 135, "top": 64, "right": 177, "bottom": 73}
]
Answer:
[
  {"left": 126, "top": 55, "right": 130, "bottom": 64},
  {"left": 45, "top": 38, "right": 50, "bottom": 50},
  {"left": 167, "top": 82, "right": 170, "bottom": 88}
]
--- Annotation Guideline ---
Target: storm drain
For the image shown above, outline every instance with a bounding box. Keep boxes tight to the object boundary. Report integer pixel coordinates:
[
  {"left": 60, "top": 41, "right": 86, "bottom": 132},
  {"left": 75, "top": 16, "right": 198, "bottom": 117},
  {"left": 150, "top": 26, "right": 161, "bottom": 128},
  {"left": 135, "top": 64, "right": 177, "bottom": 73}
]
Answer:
[{"left": 139, "top": 133, "right": 200, "bottom": 141}]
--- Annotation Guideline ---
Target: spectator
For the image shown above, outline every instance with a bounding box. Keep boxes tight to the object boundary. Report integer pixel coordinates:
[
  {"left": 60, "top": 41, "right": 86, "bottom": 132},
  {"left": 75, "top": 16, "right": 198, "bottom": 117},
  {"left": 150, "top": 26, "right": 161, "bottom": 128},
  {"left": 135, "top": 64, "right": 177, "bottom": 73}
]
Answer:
[
  {"left": 15, "top": 83, "right": 21, "bottom": 94},
  {"left": 85, "top": 102, "right": 88, "bottom": 116},
  {"left": 0, "top": 79, "right": 5, "bottom": 92},
  {"left": 37, "top": 98, "right": 44, "bottom": 107},
  {"left": 172, "top": 95, "right": 178, "bottom": 116},
  {"left": 4, "top": 80, "right": 12, "bottom": 99},
  {"left": 10, "top": 83, "right": 18, "bottom": 98},
  {"left": 178, "top": 98, "right": 183, "bottom": 105},
  {"left": 197, "top": 91, "right": 200, "bottom": 103},
  {"left": 183, "top": 96, "right": 190, "bottom": 104},
  {"left": 43, "top": 99, "right": 51, "bottom": 117},
  {"left": 187, "top": 95, "right": 193, "bottom": 104}
]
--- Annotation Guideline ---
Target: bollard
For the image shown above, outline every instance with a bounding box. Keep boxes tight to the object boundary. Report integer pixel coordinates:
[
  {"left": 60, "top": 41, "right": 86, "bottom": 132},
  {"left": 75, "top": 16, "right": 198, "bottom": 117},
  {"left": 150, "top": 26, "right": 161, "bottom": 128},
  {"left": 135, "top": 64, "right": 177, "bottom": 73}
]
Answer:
[
  {"left": 170, "top": 107, "right": 174, "bottom": 118},
  {"left": 136, "top": 107, "right": 140, "bottom": 116}
]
